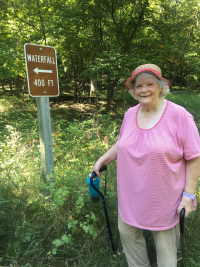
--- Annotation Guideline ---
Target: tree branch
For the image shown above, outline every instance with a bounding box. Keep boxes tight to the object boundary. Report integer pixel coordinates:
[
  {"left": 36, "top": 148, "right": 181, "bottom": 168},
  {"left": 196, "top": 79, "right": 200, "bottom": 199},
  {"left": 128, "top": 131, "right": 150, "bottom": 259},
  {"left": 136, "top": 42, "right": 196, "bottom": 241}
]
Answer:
[
  {"left": 7, "top": 1, "right": 41, "bottom": 32},
  {"left": 36, "top": 0, "right": 47, "bottom": 45},
  {"left": 99, "top": 17, "right": 107, "bottom": 51},
  {"left": 125, "top": 0, "right": 148, "bottom": 52},
  {"left": 110, "top": 0, "right": 126, "bottom": 41}
]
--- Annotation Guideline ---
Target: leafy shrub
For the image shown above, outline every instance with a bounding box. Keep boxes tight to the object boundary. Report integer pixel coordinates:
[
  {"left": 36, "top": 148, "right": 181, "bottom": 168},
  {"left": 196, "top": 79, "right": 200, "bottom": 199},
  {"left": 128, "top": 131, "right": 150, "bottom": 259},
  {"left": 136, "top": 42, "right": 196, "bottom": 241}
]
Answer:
[{"left": 0, "top": 102, "right": 120, "bottom": 266}]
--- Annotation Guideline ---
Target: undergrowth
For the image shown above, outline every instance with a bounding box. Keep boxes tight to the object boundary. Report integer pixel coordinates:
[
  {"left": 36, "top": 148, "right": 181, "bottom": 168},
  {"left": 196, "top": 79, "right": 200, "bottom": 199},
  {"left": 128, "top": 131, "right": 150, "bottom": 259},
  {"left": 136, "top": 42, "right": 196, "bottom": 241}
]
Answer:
[{"left": 0, "top": 92, "right": 199, "bottom": 266}]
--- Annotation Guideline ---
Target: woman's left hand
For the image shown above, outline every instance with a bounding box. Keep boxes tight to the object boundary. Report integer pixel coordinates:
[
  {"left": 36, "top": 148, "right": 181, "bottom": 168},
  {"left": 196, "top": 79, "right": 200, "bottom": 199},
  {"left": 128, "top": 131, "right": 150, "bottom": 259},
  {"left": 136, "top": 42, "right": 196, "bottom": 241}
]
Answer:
[{"left": 177, "top": 196, "right": 194, "bottom": 218}]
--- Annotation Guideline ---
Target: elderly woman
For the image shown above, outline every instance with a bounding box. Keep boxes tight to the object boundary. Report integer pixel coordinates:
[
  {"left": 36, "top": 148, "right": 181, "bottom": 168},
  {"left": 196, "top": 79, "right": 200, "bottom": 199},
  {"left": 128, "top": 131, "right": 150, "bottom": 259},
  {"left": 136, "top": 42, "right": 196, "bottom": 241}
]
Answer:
[{"left": 92, "top": 64, "right": 200, "bottom": 267}]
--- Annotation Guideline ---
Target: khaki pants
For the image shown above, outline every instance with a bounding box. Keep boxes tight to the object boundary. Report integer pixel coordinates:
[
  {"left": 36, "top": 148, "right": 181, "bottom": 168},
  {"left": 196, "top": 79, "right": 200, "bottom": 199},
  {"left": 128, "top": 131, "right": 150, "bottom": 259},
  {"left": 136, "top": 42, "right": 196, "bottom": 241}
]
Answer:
[{"left": 118, "top": 213, "right": 180, "bottom": 267}]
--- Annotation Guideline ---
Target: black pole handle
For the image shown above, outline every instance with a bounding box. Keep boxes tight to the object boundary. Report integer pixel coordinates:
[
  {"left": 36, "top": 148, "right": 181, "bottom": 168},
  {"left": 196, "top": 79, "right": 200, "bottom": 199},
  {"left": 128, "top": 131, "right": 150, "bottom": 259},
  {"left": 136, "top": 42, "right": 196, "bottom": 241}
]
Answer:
[{"left": 92, "top": 165, "right": 107, "bottom": 178}]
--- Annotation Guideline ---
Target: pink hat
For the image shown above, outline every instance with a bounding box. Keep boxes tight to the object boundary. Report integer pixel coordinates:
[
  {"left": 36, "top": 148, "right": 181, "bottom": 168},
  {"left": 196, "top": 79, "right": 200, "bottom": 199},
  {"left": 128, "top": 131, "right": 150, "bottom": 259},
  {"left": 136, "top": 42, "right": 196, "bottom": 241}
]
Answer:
[{"left": 125, "top": 63, "right": 171, "bottom": 91}]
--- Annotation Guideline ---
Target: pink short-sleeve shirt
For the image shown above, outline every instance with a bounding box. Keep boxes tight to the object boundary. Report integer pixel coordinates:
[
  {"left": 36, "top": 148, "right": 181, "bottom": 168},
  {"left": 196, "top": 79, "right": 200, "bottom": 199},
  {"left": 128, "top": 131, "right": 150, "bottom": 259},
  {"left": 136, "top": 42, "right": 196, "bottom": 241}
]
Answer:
[{"left": 117, "top": 100, "right": 200, "bottom": 231}]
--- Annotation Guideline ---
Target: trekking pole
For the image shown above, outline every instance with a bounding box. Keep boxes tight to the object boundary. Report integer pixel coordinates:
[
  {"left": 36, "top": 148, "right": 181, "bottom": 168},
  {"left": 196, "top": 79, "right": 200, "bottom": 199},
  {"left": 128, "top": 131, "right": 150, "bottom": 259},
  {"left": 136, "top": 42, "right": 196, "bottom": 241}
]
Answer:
[
  {"left": 89, "top": 166, "right": 116, "bottom": 253},
  {"left": 180, "top": 208, "right": 185, "bottom": 267}
]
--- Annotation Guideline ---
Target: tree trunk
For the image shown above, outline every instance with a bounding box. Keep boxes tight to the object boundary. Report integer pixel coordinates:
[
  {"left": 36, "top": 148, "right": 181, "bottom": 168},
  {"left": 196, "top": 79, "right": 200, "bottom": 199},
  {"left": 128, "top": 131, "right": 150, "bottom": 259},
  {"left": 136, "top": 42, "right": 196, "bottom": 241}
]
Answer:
[
  {"left": 36, "top": 0, "right": 47, "bottom": 45},
  {"left": 106, "top": 84, "right": 114, "bottom": 113},
  {"left": 90, "top": 79, "right": 97, "bottom": 97},
  {"left": 105, "top": 79, "right": 118, "bottom": 112},
  {"left": 16, "top": 78, "right": 19, "bottom": 97},
  {"left": 73, "top": 81, "right": 79, "bottom": 103},
  {"left": 21, "top": 79, "right": 27, "bottom": 104},
  {"left": 10, "top": 79, "right": 12, "bottom": 92},
  {"left": 170, "top": 74, "right": 176, "bottom": 90},
  {"left": 1, "top": 80, "right": 6, "bottom": 92},
  {"left": 180, "top": 72, "right": 183, "bottom": 90}
]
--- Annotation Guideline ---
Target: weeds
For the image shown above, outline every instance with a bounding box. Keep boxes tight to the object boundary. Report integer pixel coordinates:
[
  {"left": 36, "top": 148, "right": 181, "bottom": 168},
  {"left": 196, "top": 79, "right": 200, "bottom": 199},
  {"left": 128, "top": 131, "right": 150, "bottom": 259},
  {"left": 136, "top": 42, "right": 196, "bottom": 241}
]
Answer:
[{"left": 0, "top": 93, "right": 199, "bottom": 266}]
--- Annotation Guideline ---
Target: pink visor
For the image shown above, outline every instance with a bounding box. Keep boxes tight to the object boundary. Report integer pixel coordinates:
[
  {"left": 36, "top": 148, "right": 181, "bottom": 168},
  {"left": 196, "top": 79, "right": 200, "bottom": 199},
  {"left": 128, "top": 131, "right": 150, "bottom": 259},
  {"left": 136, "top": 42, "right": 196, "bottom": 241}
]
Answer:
[{"left": 125, "top": 68, "right": 171, "bottom": 91}]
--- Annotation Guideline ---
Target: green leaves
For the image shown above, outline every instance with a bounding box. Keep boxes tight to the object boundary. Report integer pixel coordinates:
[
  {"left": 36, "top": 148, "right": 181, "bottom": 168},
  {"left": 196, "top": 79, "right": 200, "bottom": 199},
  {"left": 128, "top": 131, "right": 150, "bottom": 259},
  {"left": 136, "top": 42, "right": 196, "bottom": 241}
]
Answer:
[
  {"left": 62, "top": 234, "right": 73, "bottom": 245},
  {"left": 51, "top": 235, "right": 73, "bottom": 250},
  {"left": 49, "top": 234, "right": 74, "bottom": 255},
  {"left": 1, "top": 0, "right": 200, "bottom": 104},
  {"left": 67, "top": 219, "right": 78, "bottom": 234},
  {"left": 79, "top": 212, "right": 100, "bottom": 238},
  {"left": 52, "top": 239, "right": 64, "bottom": 247}
]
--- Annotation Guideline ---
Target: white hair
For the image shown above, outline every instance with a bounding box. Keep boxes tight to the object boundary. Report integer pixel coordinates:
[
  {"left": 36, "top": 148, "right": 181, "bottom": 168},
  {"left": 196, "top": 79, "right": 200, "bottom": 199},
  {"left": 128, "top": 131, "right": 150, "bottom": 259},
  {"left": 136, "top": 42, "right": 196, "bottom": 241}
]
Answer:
[{"left": 129, "top": 73, "right": 170, "bottom": 100}]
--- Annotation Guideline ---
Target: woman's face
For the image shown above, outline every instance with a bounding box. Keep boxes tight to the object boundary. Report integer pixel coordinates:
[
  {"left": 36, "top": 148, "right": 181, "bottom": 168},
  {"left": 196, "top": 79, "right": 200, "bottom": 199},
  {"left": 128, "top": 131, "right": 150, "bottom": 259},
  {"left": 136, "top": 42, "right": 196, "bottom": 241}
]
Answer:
[{"left": 134, "top": 73, "right": 163, "bottom": 107}]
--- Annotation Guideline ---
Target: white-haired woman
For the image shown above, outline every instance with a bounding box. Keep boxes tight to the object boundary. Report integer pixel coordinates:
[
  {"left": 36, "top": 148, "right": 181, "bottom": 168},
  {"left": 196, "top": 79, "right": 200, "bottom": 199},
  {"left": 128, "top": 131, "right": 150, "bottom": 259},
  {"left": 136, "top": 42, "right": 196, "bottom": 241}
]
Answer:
[{"left": 91, "top": 64, "right": 200, "bottom": 267}]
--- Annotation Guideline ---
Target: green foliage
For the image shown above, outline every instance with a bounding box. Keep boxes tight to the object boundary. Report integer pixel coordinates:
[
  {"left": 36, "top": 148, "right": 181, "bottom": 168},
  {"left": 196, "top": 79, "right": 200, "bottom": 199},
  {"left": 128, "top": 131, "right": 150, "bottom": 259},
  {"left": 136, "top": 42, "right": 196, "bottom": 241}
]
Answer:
[
  {"left": 0, "top": 90, "right": 200, "bottom": 266},
  {"left": 0, "top": 95, "right": 121, "bottom": 266},
  {"left": 1, "top": 0, "right": 200, "bottom": 110},
  {"left": 166, "top": 92, "right": 200, "bottom": 124}
]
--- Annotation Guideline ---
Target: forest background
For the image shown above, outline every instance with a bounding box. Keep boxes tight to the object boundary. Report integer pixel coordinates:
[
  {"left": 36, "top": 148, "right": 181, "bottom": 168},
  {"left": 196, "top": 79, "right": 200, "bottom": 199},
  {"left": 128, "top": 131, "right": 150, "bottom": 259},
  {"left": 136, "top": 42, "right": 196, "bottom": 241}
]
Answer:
[
  {"left": 1, "top": 0, "right": 200, "bottom": 109},
  {"left": 0, "top": 0, "right": 200, "bottom": 266}
]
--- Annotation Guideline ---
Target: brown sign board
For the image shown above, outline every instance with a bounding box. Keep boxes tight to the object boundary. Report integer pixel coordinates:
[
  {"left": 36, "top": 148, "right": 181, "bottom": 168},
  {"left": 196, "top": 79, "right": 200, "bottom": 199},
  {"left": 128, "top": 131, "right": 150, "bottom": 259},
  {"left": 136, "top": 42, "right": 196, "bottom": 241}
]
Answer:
[{"left": 24, "top": 43, "right": 59, "bottom": 97}]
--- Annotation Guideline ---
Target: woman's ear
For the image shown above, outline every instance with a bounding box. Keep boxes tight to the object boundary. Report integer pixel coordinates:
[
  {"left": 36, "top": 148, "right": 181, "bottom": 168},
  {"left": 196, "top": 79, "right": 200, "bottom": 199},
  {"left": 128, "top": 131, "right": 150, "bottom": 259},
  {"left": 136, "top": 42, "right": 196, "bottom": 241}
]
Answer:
[{"left": 159, "top": 87, "right": 164, "bottom": 97}]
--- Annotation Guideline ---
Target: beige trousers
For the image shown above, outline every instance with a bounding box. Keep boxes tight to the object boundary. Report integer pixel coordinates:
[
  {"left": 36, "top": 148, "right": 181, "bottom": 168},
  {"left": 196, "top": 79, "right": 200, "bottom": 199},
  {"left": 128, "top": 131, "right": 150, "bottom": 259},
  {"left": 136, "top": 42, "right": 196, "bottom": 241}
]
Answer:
[{"left": 118, "top": 213, "right": 180, "bottom": 267}]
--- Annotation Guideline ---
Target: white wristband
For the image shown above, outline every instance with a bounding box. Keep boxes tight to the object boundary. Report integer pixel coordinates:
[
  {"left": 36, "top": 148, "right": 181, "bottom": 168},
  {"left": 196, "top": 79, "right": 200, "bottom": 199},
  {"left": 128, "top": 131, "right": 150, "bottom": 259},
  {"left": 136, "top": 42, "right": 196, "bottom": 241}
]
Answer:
[{"left": 182, "top": 191, "right": 196, "bottom": 200}]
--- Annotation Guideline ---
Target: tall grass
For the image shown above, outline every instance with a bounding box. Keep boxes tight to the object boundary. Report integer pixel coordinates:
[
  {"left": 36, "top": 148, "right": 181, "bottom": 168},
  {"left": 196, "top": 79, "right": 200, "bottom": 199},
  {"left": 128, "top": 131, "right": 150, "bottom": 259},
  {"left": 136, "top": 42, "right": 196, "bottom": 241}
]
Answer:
[{"left": 0, "top": 92, "right": 199, "bottom": 266}]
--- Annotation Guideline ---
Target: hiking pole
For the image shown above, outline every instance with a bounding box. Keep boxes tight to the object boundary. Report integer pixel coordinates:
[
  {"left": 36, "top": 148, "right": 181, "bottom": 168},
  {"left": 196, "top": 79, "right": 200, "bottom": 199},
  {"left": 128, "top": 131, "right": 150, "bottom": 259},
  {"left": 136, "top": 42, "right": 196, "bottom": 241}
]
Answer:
[
  {"left": 88, "top": 166, "right": 116, "bottom": 253},
  {"left": 180, "top": 208, "right": 185, "bottom": 267}
]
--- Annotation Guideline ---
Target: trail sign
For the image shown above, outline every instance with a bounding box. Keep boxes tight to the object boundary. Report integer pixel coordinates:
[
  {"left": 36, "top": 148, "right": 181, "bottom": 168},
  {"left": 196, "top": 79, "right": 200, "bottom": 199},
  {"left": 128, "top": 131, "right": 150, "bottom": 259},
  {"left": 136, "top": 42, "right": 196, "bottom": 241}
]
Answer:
[
  {"left": 24, "top": 43, "right": 59, "bottom": 183},
  {"left": 24, "top": 43, "right": 59, "bottom": 97}
]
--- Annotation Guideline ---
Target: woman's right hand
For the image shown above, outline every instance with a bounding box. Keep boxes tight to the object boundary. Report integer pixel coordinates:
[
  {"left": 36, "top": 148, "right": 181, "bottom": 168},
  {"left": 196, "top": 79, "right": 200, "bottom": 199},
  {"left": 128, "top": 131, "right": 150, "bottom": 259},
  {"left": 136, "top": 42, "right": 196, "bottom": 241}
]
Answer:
[
  {"left": 91, "top": 161, "right": 103, "bottom": 177},
  {"left": 90, "top": 144, "right": 117, "bottom": 177}
]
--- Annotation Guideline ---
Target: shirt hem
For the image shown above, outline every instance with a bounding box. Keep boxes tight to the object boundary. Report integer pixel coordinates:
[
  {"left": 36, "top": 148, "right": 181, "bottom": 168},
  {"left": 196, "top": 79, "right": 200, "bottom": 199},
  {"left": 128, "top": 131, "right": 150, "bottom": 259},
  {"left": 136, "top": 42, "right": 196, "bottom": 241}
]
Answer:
[
  {"left": 119, "top": 210, "right": 179, "bottom": 231},
  {"left": 185, "top": 153, "right": 200, "bottom": 161}
]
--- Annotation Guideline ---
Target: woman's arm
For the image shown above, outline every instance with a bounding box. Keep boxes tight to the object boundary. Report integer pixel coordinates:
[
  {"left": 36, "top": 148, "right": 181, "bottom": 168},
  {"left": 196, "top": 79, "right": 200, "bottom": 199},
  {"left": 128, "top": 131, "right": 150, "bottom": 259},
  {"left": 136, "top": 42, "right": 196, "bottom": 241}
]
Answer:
[
  {"left": 91, "top": 144, "right": 118, "bottom": 177},
  {"left": 177, "top": 156, "right": 200, "bottom": 217}
]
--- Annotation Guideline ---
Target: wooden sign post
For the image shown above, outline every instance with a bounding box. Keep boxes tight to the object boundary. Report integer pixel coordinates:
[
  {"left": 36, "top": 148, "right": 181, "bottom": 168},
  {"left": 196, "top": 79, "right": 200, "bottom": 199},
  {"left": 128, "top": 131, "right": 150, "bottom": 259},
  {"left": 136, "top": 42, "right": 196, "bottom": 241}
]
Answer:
[{"left": 24, "top": 43, "right": 59, "bottom": 182}]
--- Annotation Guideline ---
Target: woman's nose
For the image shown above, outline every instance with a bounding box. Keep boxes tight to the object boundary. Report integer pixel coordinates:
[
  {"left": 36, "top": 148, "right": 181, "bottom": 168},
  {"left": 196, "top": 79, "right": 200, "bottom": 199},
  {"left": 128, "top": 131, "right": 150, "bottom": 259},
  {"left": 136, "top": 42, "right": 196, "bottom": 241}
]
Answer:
[{"left": 141, "top": 86, "right": 148, "bottom": 92}]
